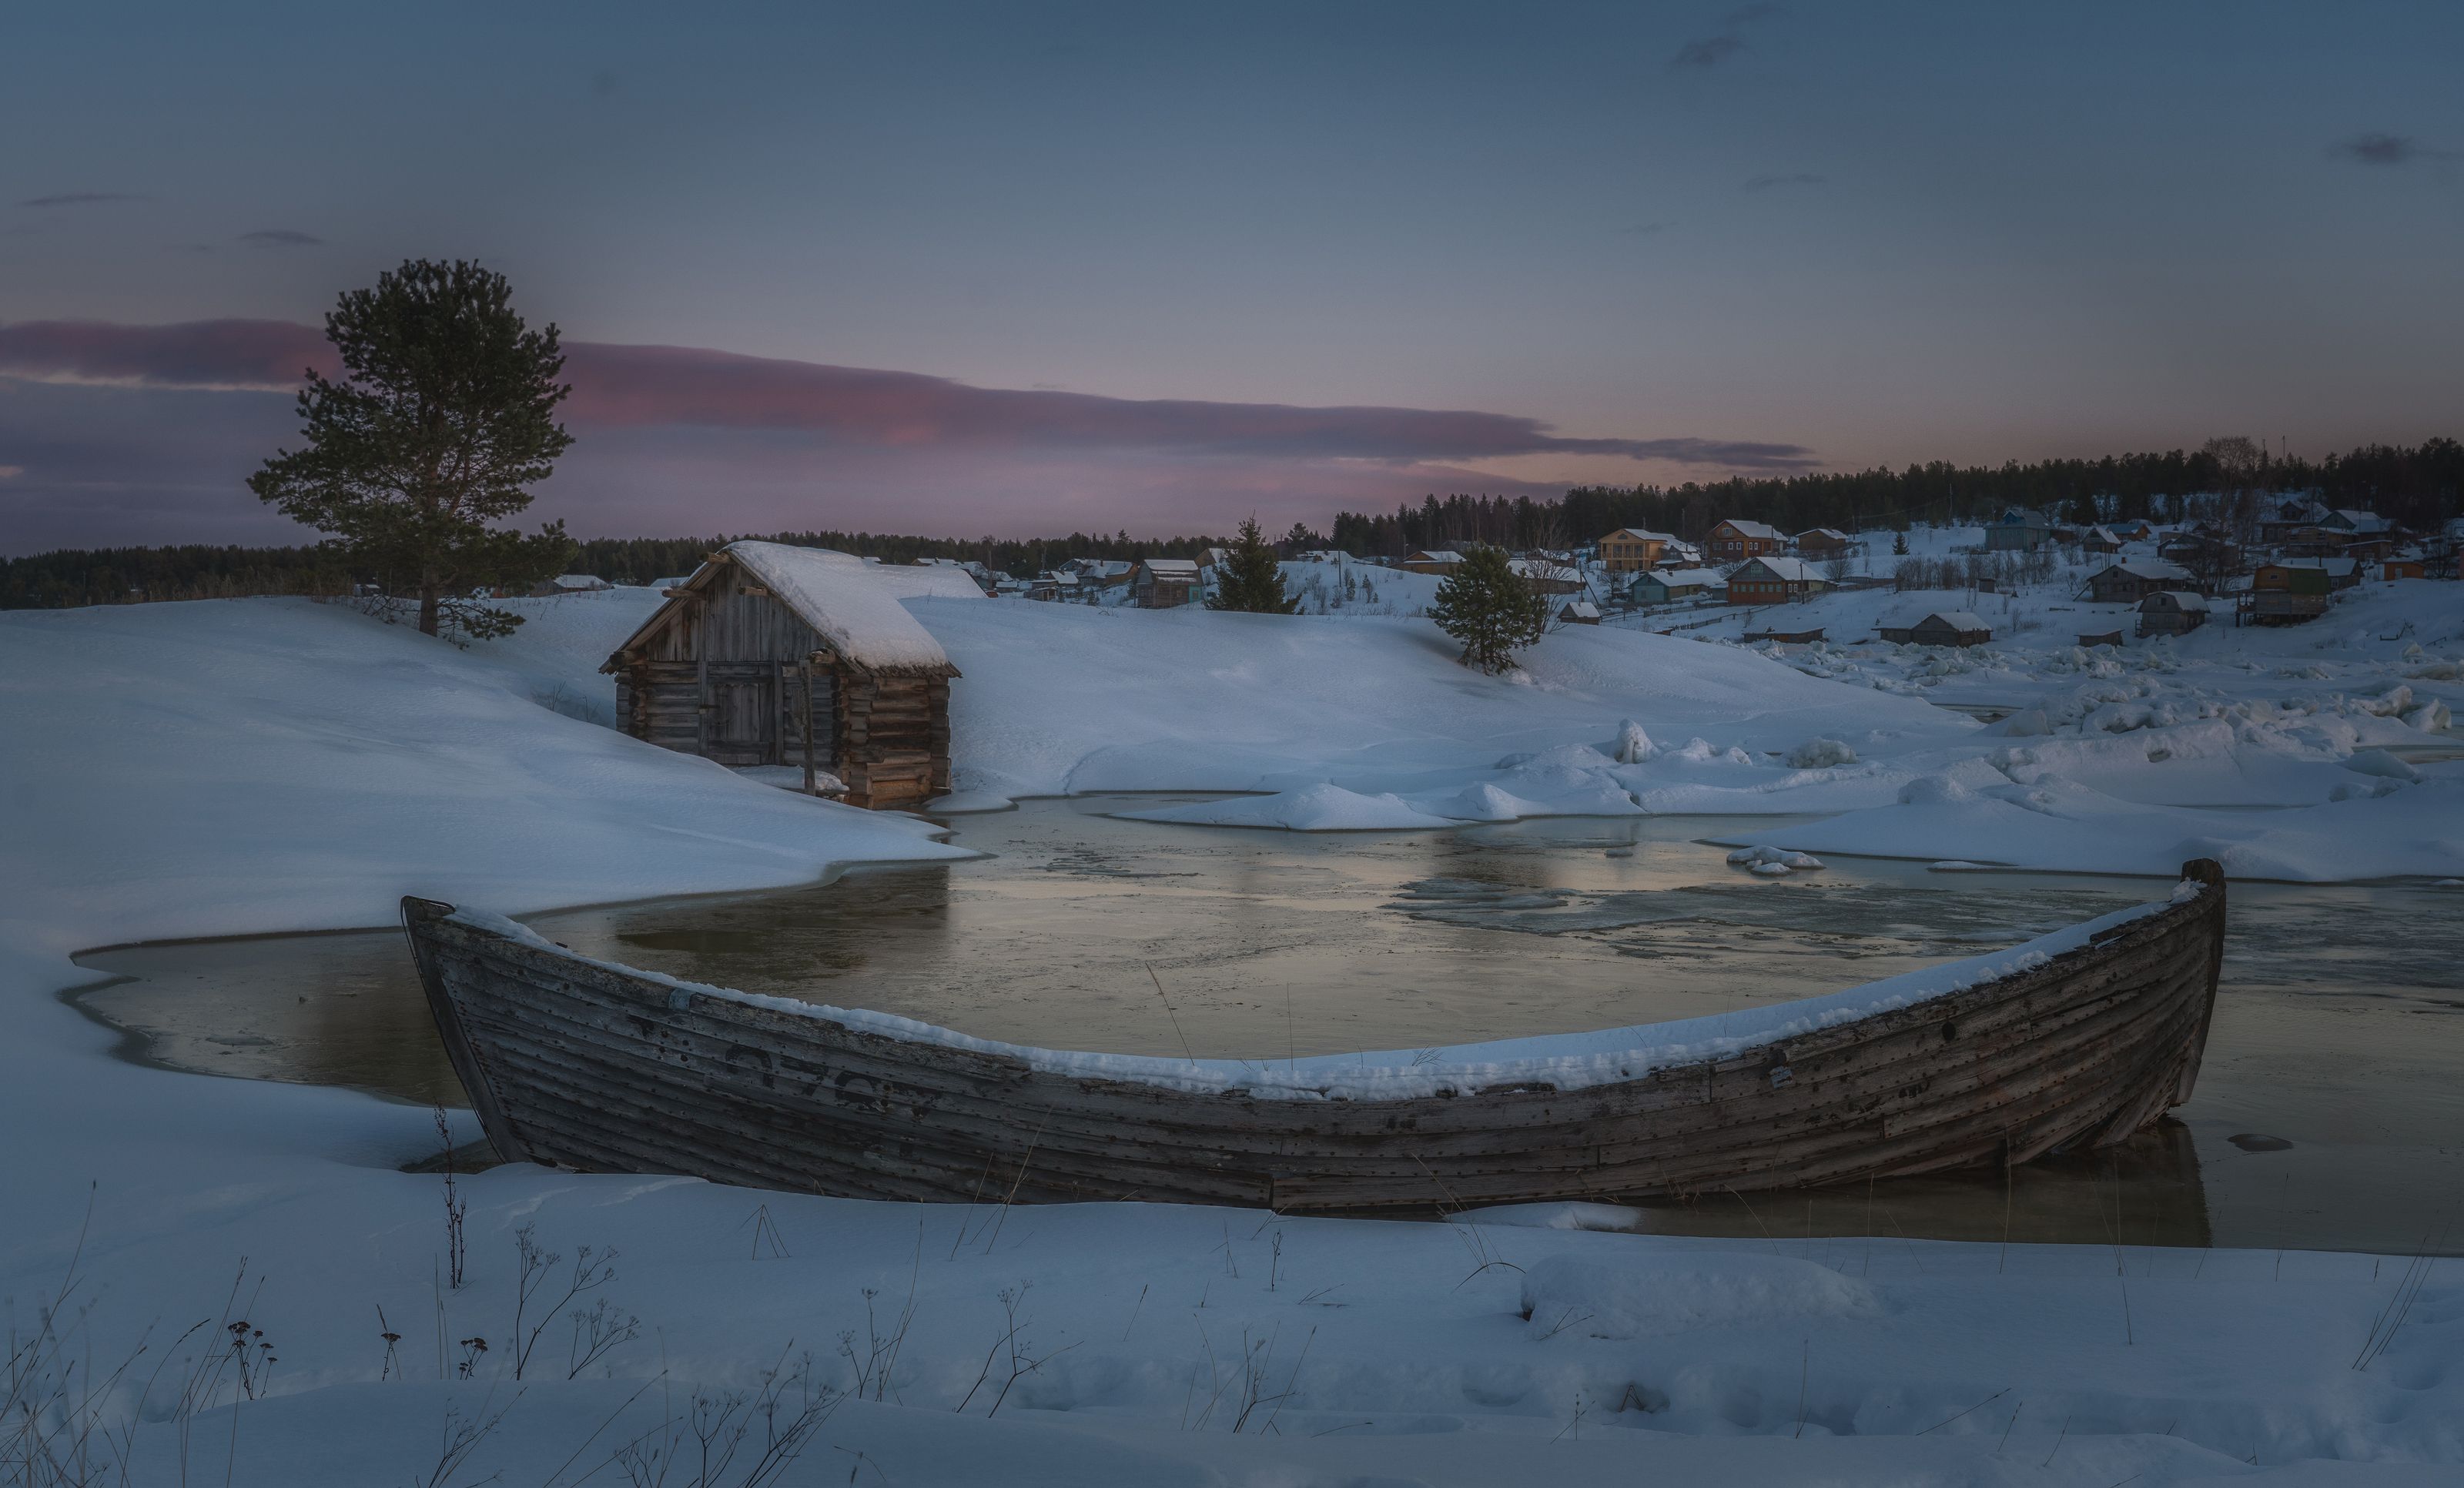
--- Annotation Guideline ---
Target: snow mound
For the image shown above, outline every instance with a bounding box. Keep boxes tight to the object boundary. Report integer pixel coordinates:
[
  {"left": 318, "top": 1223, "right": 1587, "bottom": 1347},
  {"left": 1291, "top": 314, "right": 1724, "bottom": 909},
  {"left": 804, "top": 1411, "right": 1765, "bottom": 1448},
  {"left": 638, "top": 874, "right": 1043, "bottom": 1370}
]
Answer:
[
  {"left": 1612, "top": 718, "right": 1656, "bottom": 764},
  {"left": 1898, "top": 773, "right": 1974, "bottom": 805},
  {"left": 1786, "top": 736, "right": 1858, "bottom": 769},
  {"left": 1412, "top": 781, "right": 1552, "bottom": 822},
  {"left": 1726, "top": 844, "right": 1824, "bottom": 873},
  {"left": 1519, "top": 1253, "right": 1882, "bottom": 1340},
  {"left": 1120, "top": 783, "right": 1463, "bottom": 831}
]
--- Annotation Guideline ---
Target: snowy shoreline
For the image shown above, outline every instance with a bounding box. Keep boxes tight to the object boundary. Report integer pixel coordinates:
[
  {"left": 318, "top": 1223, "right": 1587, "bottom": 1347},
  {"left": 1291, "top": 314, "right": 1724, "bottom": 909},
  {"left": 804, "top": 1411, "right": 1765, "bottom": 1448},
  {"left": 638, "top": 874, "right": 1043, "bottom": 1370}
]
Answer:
[{"left": 4, "top": 588, "right": 2459, "bottom": 1482}]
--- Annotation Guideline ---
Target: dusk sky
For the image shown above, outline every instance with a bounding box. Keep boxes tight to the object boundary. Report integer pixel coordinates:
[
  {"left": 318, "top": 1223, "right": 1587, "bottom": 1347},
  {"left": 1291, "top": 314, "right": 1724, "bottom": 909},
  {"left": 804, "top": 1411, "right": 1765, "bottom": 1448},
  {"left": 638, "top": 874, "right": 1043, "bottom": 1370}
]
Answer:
[{"left": 4, "top": 2, "right": 2459, "bottom": 553}]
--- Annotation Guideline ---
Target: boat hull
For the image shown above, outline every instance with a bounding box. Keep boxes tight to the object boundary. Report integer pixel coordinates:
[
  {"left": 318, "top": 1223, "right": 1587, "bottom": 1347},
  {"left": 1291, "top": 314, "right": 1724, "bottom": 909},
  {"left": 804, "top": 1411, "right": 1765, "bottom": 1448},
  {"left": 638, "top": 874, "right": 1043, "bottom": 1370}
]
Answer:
[{"left": 403, "top": 861, "right": 2226, "bottom": 1213}]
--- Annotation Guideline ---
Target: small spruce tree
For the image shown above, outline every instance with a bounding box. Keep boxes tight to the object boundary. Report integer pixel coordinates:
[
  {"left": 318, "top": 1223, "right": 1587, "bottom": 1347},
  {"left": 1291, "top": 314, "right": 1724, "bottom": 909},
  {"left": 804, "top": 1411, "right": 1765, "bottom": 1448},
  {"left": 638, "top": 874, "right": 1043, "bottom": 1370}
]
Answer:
[
  {"left": 249, "top": 258, "right": 575, "bottom": 640},
  {"left": 1892, "top": 530, "right": 1910, "bottom": 556},
  {"left": 1206, "top": 517, "right": 1298, "bottom": 614},
  {"left": 1428, "top": 545, "right": 1545, "bottom": 673}
]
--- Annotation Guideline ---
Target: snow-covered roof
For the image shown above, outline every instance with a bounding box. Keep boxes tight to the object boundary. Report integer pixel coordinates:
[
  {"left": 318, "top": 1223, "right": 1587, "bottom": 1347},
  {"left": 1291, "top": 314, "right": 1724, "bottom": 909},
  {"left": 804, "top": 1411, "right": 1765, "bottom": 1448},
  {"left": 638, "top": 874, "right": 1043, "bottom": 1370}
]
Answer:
[
  {"left": 862, "top": 561, "right": 989, "bottom": 601},
  {"left": 1796, "top": 527, "right": 1851, "bottom": 542},
  {"left": 1636, "top": 567, "right": 1724, "bottom": 588},
  {"left": 1406, "top": 550, "right": 1464, "bottom": 563},
  {"left": 1508, "top": 559, "right": 1581, "bottom": 582},
  {"left": 712, "top": 542, "right": 958, "bottom": 676},
  {"left": 1604, "top": 527, "right": 1675, "bottom": 543},
  {"left": 1733, "top": 556, "right": 1824, "bottom": 581},
  {"left": 545, "top": 573, "right": 608, "bottom": 590},
  {"left": 1716, "top": 520, "right": 1785, "bottom": 540},
  {"left": 1140, "top": 558, "right": 1200, "bottom": 579},
  {"left": 2096, "top": 560, "right": 2191, "bottom": 582},
  {"left": 2265, "top": 557, "right": 2359, "bottom": 576},
  {"left": 1917, "top": 611, "right": 1990, "bottom": 632},
  {"left": 2142, "top": 590, "right": 2210, "bottom": 611},
  {"left": 1559, "top": 600, "right": 1601, "bottom": 619}
]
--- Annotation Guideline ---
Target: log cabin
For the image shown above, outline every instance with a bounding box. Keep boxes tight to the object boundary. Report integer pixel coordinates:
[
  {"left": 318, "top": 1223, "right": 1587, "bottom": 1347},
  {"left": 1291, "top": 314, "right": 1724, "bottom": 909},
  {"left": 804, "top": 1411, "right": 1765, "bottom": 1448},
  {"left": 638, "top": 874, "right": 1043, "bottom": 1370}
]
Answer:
[{"left": 601, "top": 542, "right": 970, "bottom": 810}]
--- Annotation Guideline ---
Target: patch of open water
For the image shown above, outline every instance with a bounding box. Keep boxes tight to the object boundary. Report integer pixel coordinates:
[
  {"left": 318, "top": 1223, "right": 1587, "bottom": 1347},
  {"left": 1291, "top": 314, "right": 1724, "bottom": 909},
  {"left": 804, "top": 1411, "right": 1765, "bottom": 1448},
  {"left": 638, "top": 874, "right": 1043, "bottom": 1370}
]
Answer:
[{"left": 72, "top": 796, "right": 2463, "bottom": 1255}]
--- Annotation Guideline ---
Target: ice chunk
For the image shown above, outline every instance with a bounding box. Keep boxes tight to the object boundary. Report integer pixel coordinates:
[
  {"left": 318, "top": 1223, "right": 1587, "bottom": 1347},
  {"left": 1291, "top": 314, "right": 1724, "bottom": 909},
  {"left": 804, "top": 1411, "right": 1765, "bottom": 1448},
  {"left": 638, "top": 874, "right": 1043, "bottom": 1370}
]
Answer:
[{"left": 2344, "top": 749, "right": 2422, "bottom": 783}]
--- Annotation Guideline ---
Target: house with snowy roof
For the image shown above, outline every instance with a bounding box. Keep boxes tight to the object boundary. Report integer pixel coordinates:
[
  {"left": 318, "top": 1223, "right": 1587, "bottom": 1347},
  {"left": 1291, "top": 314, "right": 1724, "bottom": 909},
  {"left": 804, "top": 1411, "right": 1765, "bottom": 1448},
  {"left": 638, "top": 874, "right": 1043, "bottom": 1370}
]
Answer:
[
  {"left": 1598, "top": 528, "right": 1677, "bottom": 573},
  {"left": 1398, "top": 550, "right": 1465, "bottom": 574},
  {"left": 1878, "top": 611, "right": 1991, "bottom": 647},
  {"left": 529, "top": 573, "right": 612, "bottom": 596},
  {"left": 1984, "top": 507, "right": 2063, "bottom": 552},
  {"left": 1706, "top": 520, "right": 1786, "bottom": 563},
  {"left": 1628, "top": 567, "right": 1723, "bottom": 605},
  {"left": 2084, "top": 559, "right": 2196, "bottom": 605},
  {"left": 1133, "top": 557, "right": 1201, "bottom": 608},
  {"left": 1556, "top": 598, "right": 1601, "bottom": 625},
  {"left": 1508, "top": 558, "right": 1585, "bottom": 594},
  {"left": 601, "top": 540, "right": 970, "bottom": 809},
  {"left": 2136, "top": 590, "right": 2210, "bottom": 637},
  {"left": 1793, "top": 527, "right": 1854, "bottom": 557},
  {"left": 1723, "top": 555, "right": 1830, "bottom": 604}
]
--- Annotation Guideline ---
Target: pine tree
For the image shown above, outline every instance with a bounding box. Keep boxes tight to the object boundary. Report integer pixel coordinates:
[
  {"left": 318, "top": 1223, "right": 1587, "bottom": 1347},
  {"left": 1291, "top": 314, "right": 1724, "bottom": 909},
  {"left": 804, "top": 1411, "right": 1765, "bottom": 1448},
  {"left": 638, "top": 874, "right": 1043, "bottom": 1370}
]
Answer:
[
  {"left": 1893, "top": 530, "right": 1910, "bottom": 556},
  {"left": 1206, "top": 517, "right": 1297, "bottom": 614},
  {"left": 1428, "top": 545, "right": 1545, "bottom": 673},
  {"left": 249, "top": 259, "right": 575, "bottom": 639}
]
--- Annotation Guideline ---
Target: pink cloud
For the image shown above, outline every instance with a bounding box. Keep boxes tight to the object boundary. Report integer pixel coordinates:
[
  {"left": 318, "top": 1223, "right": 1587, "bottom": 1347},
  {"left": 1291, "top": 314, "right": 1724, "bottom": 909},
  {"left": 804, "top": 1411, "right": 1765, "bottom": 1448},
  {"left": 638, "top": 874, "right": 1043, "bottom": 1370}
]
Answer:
[{"left": 0, "top": 318, "right": 1815, "bottom": 471}]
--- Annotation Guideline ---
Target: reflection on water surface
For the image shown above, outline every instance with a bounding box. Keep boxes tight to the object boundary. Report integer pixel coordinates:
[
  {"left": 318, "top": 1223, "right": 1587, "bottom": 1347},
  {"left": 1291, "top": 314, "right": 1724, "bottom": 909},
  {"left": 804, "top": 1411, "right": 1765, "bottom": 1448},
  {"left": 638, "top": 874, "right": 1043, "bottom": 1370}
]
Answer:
[{"left": 72, "top": 795, "right": 2464, "bottom": 1254}]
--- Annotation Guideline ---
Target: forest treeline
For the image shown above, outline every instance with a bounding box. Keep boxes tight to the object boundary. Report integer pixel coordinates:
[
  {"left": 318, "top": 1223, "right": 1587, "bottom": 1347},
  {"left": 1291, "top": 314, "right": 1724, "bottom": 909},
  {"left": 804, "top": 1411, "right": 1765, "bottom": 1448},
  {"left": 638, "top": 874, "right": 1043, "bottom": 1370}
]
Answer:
[
  {"left": 0, "top": 528, "right": 1231, "bottom": 610},
  {"left": 1327, "top": 438, "right": 2464, "bottom": 554},
  {"left": 9, "top": 437, "right": 2458, "bottom": 609}
]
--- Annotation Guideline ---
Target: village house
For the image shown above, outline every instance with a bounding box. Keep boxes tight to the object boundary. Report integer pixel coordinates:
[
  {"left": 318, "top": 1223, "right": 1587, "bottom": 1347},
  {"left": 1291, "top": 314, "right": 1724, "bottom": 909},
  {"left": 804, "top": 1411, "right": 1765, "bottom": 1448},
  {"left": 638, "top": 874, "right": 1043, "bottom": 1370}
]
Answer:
[
  {"left": 2077, "top": 627, "right": 2125, "bottom": 647},
  {"left": 1556, "top": 598, "right": 1601, "bottom": 625},
  {"left": 2243, "top": 558, "right": 2353, "bottom": 624},
  {"left": 1628, "top": 567, "right": 1723, "bottom": 605},
  {"left": 1061, "top": 557, "right": 1136, "bottom": 590},
  {"left": 1398, "top": 550, "right": 1465, "bottom": 574},
  {"left": 1879, "top": 610, "right": 1992, "bottom": 647},
  {"left": 1723, "top": 555, "right": 1829, "bottom": 604},
  {"left": 2381, "top": 555, "right": 2428, "bottom": 581},
  {"left": 530, "top": 573, "right": 612, "bottom": 597},
  {"left": 2136, "top": 590, "right": 2209, "bottom": 637},
  {"left": 1793, "top": 527, "right": 1853, "bottom": 557},
  {"left": 1742, "top": 624, "right": 1825, "bottom": 644},
  {"left": 601, "top": 541, "right": 968, "bottom": 809},
  {"left": 2258, "top": 497, "right": 2331, "bottom": 544},
  {"left": 1508, "top": 558, "right": 1585, "bottom": 595},
  {"left": 1984, "top": 507, "right": 2062, "bottom": 551},
  {"left": 1132, "top": 557, "right": 1201, "bottom": 608},
  {"left": 1705, "top": 520, "right": 1785, "bottom": 563},
  {"left": 1597, "top": 528, "right": 1676, "bottom": 573},
  {"left": 2084, "top": 559, "right": 2196, "bottom": 605},
  {"left": 2081, "top": 526, "right": 2124, "bottom": 554}
]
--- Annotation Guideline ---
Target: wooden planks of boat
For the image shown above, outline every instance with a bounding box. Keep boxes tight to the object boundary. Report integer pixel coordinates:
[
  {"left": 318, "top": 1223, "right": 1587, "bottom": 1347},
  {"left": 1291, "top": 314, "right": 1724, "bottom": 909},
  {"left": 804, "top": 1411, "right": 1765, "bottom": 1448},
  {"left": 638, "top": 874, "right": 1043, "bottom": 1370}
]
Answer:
[{"left": 401, "top": 860, "right": 2228, "bottom": 1214}]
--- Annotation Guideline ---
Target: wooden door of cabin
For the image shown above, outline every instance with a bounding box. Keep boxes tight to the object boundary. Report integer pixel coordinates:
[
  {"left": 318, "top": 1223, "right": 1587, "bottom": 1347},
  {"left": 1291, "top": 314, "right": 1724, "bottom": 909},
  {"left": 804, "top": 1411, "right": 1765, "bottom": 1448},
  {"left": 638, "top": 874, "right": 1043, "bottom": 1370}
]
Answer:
[{"left": 704, "top": 668, "right": 776, "bottom": 764}]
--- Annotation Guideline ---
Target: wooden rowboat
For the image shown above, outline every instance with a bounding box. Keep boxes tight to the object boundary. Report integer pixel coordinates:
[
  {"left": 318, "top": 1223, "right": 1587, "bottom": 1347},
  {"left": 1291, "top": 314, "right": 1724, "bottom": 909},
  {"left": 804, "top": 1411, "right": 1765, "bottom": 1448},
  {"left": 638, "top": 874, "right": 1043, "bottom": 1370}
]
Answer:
[{"left": 402, "top": 859, "right": 2226, "bottom": 1213}]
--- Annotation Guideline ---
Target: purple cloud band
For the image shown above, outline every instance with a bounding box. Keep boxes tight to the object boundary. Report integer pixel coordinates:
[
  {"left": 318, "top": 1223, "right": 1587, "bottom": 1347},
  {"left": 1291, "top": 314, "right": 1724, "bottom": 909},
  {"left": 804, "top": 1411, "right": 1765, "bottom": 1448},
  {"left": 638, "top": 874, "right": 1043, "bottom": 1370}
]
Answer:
[{"left": 0, "top": 318, "right": 1815, "bottom": 471}]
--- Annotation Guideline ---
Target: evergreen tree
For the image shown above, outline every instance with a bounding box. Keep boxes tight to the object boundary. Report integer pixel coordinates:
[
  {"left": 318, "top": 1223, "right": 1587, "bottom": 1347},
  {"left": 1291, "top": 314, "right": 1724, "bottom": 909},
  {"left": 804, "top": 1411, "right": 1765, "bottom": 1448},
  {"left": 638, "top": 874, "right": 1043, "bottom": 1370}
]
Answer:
[
  {"left": 1206, "top": 517, "right": 1298, "bottom": 614},
  {"left": 249, "top": 259, "right": 575, "bottom": 639},
  {"left": 1892, "top": 530, "right": 1909, "bottom": 556},
  {"left": 1428, "top": 545, "right": 1545, "bottom": 674}
]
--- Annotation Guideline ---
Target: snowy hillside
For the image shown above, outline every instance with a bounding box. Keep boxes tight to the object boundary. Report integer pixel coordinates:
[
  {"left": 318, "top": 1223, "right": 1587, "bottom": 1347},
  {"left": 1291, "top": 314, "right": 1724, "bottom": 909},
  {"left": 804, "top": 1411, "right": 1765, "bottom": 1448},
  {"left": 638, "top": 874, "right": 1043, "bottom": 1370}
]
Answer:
[{"left": 2, "top": 585, "right": 2460, "bottom": 1484}]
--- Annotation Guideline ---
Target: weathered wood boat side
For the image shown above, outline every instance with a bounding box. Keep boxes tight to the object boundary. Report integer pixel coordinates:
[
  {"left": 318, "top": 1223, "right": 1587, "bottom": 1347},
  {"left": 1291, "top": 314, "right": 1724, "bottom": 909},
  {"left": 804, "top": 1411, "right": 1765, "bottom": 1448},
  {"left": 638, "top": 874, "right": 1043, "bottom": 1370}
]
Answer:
[{"left": 402, "top": 860, "right": 2227, "bottom": 1213}]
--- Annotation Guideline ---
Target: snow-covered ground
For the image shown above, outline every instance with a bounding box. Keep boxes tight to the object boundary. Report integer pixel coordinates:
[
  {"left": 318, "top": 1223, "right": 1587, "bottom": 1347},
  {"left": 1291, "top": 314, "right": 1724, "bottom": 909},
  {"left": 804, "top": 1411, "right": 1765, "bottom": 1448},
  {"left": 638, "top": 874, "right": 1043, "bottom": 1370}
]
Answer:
[{"left": 3, "top": 577, "right": 2459, "bottom": 1483}]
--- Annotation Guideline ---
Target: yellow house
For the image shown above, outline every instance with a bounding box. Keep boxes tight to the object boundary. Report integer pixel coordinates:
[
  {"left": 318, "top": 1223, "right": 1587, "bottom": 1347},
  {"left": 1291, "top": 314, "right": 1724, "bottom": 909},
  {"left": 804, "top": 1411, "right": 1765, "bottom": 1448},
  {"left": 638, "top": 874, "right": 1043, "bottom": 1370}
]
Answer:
[{"left": 1598, "top": 528, "right": 1675, "bottom": 573}]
